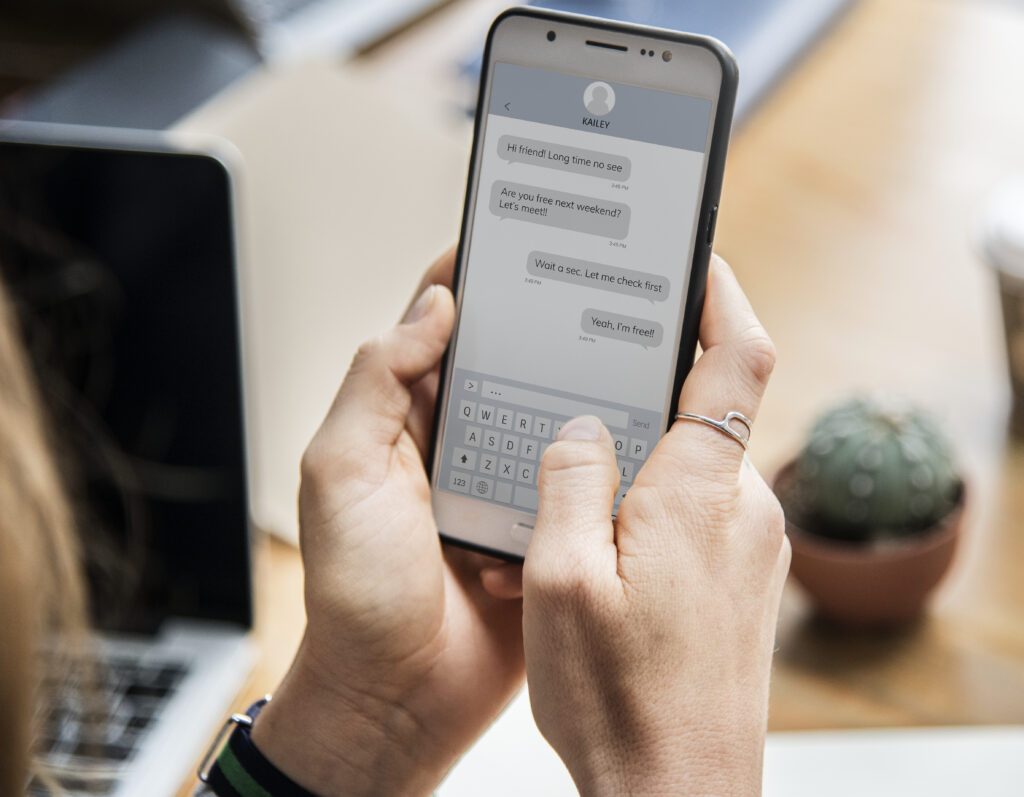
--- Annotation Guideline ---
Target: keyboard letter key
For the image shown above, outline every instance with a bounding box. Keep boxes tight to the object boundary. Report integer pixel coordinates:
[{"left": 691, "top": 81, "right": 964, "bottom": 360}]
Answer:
[
  {"left": 629, "top": 438, "right": 648, "bottom": 460},
  {"left": 533, "top": 417, "right": 552, "bottom": 438},
  {"left": 477, "top": 404, "right": 495, "bottom": 426},
  {"left": 459, "top": 400, "right": 476, "bottom": 421},
  {"left": 464, "top": 426, "right": 482, "bottom": 448}
]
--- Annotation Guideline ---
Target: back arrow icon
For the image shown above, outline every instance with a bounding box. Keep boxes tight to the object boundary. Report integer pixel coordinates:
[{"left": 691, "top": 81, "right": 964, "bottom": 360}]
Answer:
[{"left": 504, "top": 102, "right": 511, "bottom": 112}]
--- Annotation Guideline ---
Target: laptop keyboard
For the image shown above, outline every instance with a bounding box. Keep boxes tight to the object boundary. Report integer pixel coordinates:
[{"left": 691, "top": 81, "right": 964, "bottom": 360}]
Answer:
[
  {"left": 29, "top": 652, "right": 191, "bottom": 796},
  {"left": 441, "top": 369, "right": 663, "bottom": 513}
]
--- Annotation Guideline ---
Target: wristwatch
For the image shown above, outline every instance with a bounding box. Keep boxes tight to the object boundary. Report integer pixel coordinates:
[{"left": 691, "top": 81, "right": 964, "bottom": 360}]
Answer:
[{"left": 197, "top": 696, "right": 319, "bottom": 797}]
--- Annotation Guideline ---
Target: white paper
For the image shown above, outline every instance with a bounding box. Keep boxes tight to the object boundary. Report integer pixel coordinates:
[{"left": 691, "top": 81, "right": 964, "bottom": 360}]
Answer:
[{"left": 440, "top": 687, "right": 1024, "bottom": 797}]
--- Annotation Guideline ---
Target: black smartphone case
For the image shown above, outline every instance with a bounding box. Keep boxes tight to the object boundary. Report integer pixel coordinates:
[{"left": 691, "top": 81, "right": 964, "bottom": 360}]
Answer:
[{"left": 433, "top": 7, "right": 739, "bottom": 563}]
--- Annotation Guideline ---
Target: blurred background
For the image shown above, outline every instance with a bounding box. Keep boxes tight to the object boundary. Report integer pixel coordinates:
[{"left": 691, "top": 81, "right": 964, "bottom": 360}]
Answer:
[{"left": 2, "top": 0, "right": 1023, "bottom": 795}]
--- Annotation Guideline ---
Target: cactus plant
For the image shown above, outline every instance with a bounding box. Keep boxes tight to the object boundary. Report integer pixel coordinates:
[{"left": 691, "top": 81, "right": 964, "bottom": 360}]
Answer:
[{"left": 784, "top": 396, "right": 961, "bottom": 543}]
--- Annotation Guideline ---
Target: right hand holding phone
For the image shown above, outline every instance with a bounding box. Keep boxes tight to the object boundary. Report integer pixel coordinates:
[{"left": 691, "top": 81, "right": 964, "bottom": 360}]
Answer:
[{"left": 523, "top": 256, "right": 790, "bottom": 797}]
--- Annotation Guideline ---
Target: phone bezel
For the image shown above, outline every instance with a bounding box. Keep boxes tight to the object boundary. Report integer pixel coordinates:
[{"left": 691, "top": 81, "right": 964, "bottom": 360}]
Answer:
[{"left": 431, "top": 8, "right": 739, "bottom": 562}]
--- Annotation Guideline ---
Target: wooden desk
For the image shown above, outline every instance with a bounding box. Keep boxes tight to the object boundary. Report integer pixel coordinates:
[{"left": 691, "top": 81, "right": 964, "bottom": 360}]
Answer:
[
  {"left": 730, "top": 0, "right": 1024, "bottom": 729},
  {"left": 178, "top": 0, "right": 1024, "bottom": 791}
]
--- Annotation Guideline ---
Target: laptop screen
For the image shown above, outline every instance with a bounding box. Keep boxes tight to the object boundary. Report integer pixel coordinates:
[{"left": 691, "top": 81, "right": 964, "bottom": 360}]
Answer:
[{"left": 0, "top": 136, "right": 252, "bottom": 633}]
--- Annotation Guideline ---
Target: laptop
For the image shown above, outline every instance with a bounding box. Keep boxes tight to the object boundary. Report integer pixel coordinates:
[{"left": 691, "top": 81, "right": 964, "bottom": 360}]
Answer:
[
  {"left": 222, "top": 0, "right": 448, "bottom": 61},
  {"left": 1, "top": 1, "right": 446, "bottom": 130},
  {"left": 0, "top": 122, "right": 255, "bottom": 797}
]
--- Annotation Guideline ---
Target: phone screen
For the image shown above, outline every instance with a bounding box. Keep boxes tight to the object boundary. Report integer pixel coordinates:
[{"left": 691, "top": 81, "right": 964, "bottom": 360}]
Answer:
[{"left": 438, "top": 62, "right": 714, "bottom": 513}]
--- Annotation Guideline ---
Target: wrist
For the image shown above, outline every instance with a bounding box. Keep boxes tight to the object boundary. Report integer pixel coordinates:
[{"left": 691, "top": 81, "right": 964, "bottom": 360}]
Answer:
[
  {"left": 568, "top": 713, "right": 767, "bottom": 797},
  {"left": 250, "top": 638, "right": 447, "bottom": 797}
]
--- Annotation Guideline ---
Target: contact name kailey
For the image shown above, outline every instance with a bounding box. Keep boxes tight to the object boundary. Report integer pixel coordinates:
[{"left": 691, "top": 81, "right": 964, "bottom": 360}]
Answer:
[{"left": 582, "top": 117, "right": 611, "bottom": 129}]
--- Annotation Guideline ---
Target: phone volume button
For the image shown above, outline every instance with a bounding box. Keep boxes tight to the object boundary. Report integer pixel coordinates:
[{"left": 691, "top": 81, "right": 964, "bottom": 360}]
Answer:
[{"left": 705, "top": 205, "right": 719, "bottom": 247}]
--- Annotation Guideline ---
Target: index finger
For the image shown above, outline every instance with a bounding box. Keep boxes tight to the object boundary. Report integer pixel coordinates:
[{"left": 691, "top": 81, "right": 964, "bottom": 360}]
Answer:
[{"left": 641, "top": 256, "right": 775, "bottom": 486}]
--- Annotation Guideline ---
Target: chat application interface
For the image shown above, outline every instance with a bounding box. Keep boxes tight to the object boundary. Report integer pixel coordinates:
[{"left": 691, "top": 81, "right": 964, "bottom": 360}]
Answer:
[{"left": 440, "top": 62, "right": 712, "bottom": 514}]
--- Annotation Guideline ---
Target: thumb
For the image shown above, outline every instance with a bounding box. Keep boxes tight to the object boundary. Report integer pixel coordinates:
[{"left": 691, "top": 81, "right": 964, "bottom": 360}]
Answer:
[
  {"left": 316, "top": 284, "right": 454, "bottom": 461},
  {"left": 527, "top": 416, "right": 620, "bottom": 566}
]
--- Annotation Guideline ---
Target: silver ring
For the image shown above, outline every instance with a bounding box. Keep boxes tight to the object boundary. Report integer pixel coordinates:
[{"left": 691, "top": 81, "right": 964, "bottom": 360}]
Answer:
[{"left": 674, "top": 411, "right": 752, "bottom": 450}]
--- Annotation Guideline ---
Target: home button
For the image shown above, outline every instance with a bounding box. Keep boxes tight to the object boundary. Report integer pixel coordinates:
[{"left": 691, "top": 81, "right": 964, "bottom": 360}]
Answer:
[{"left": 510, "top": 522, "right": 534, "bottom": 545}]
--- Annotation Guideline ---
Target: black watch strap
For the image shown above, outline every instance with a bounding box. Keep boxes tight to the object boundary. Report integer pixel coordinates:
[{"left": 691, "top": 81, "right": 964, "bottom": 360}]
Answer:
[{"left": 203, "top": 699, "right": 319, "bottom": 797}]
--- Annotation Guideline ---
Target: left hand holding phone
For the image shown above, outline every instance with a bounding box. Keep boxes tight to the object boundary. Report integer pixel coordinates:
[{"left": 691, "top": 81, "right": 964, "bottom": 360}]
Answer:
[
  {"left": 521, "top": 256, "right": 789, "bottom": 797},
  {"left": 250, "top": 249, "right": 526, "bottom": 797}
]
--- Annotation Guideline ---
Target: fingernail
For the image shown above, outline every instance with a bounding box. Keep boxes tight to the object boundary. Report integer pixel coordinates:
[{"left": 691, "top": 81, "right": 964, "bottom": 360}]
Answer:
[
  {"left": 557, "top": 416, "right": 603, "bottom": 441},
  {"left": 403, "top": 285, "right": 436, "bottom": 324}
]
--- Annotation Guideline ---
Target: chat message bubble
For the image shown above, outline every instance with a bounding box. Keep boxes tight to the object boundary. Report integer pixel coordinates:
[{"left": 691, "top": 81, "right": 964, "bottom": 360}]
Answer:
[
  {"left": 582, "top": 308, "right": 664, "bottom": 349},
  {"left": 498, "top": 135, "right": 632, "bottom": 181},
  {"left": 490, "top": 181, "right": 630, "bottom": 240},
  {"left": 527, "top": 252, "right": 669, "bottom": 303}
]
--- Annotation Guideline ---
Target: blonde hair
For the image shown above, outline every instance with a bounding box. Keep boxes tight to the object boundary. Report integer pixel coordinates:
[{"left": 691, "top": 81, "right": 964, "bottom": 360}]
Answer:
[{"left": 0, "top": 279, "right": 88, "bottom": 794}]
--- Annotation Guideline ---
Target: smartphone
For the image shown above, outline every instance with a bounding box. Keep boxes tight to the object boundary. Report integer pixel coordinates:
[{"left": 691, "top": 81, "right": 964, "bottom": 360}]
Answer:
[{"left": 430, "top": 8, "right": 738, "bottom": 561}]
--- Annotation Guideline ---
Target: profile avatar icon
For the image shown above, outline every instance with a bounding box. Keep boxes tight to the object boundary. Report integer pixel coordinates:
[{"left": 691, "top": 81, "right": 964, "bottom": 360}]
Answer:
[{"left": 584, "top": 81, "right": 615, "bottom": 116}]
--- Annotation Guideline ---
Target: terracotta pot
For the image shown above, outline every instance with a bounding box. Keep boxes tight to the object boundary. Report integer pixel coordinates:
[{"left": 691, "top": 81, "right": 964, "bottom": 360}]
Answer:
[{"left": 774, "top": 462, "right": 965, "bottom": 627}]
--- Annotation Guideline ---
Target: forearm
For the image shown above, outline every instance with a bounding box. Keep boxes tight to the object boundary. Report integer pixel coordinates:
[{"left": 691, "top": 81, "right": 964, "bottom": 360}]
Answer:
[{"left": 250, "top": 640, "right": 449, "bottom": 797}]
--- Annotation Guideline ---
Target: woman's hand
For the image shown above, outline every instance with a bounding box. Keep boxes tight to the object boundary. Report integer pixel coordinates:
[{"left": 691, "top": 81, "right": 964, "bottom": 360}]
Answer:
[
  {"left": 523, "top": 256, "right": 790, "bottom": 797},
  {"left": 252, "top": 250, "right": 525, "bottom": 797}
]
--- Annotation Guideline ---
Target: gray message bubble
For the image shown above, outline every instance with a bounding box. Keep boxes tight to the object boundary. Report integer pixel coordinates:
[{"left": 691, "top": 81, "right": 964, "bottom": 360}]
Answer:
[
  {"left": 490, "top": 181, "right": 630, "bottom": 240},
  {"left": 498, "top": 135, "right": 632, "bottom": 181},
  {"left": 582, "top": 308, "right": 664, "bottom": 349},
  {"left": 527, "top": 251, "right": 669, "bottom": 303}
]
